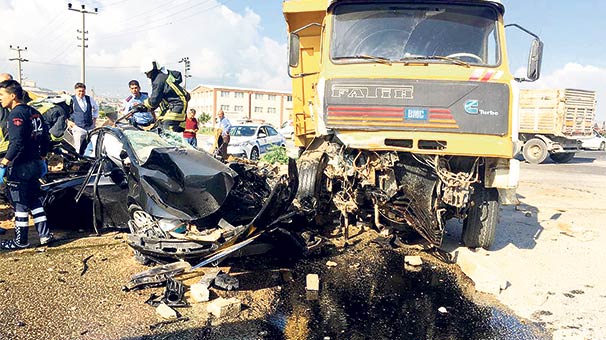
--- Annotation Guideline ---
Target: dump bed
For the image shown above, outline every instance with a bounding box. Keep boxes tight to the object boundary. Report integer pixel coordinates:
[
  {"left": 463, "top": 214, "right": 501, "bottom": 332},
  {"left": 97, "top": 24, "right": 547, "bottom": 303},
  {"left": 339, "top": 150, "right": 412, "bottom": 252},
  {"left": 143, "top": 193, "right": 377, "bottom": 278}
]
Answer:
[{"left": 519, "top": 89, "right": 596, "bottom": 138}]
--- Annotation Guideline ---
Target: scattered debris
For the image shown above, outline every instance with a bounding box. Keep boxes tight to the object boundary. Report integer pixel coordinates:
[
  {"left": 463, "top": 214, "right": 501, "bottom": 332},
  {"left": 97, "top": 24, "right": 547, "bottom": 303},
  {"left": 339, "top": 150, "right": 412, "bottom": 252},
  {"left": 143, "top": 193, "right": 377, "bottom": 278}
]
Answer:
[
  {"left": 214, "top": 272, "right": 239, "bottom": 291},
  {"left": 123, "top": 261, "right": 190, "bottom": 291},
  {"left": 163, "top": 278, "right": 187, "bottom": 307},
  {"left": 190, "top": 283, "right": 211, "bottom": 303},
  {"left": 156, "top": 303, "right": 178, "bottom": 320},
  {"left": 306, "top": 274, "right": 320, "bottom": 291},
  {"left": 149, "top": 316, "right": 190, "bottom": 331},
  {"left": 326, "top": 261, "right": 337, "bottom": 268},
  {"left": 80, "top": 255, "right": 94, "bottom": 276},
  {"left": 206, "top": 297, "right": 241, "bottom": 318},
  {"left": 438, "top": 307, "right": 448, "bottom": 314}
]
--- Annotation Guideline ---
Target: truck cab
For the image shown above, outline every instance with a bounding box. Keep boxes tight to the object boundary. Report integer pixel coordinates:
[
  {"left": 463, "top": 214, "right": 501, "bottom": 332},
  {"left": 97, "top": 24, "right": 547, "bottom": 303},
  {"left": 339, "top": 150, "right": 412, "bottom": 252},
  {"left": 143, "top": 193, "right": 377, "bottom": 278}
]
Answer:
[{"left": 284, "top": 0, "right": 542, "bottom": 249}]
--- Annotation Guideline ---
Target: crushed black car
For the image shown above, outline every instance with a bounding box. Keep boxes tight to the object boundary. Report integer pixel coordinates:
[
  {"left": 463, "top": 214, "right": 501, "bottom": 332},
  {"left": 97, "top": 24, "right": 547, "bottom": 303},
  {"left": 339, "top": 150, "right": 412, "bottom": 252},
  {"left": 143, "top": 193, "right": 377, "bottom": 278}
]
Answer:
[{"left": 41, "top": 126, "right": 298, "bottom": 264}]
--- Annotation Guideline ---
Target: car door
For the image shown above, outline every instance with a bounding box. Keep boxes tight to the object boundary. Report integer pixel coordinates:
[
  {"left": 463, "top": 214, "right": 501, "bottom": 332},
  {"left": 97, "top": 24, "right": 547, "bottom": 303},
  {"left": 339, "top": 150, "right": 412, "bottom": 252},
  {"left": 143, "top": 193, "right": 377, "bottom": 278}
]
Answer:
[
  {"left": 89, "top": 130, "right": 130, "bottom": 227},
  {"left": 265, "top": 126, "right": 283, "bottom": 148},
  {"left": 257, "top": 126, "right": 270, "bottom": 154}
]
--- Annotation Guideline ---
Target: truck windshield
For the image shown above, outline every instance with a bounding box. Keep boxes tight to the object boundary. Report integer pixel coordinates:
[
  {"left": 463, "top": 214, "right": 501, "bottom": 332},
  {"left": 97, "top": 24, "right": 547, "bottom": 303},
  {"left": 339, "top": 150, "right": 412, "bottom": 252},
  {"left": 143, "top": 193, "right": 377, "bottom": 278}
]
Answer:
[{"left": 331, "top": 4, "right": 500, "bottom": 66}]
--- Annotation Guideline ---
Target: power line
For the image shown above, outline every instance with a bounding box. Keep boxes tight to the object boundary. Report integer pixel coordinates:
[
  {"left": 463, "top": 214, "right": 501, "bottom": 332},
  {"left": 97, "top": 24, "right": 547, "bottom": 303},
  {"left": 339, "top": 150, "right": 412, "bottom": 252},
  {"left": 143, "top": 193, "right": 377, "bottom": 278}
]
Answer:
[
  {"left": 98, "top": 0, "right": 214, "bottom": 39},
  {"left": 29, "top": 60, "right": 138, "bottom": 69},
  {"left": 103, "top": 0, "right": 132, "bottom": 6}
]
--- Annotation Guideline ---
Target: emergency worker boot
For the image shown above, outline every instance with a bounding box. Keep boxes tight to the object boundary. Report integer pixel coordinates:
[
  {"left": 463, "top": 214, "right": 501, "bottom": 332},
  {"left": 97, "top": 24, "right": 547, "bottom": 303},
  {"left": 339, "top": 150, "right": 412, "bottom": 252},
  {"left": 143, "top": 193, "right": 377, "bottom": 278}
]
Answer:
[{"left": 0, "top": 226, "right": 30, "bottom": 250}]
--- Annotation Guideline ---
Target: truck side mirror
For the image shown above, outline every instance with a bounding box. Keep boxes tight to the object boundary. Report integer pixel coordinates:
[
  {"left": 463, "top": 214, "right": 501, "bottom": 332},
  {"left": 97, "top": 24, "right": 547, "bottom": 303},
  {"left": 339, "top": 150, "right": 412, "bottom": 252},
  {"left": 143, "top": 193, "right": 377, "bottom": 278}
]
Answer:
[
  {"left": 526, "top": 38, "right": 543, "bottom": 82},
  {"left": 288, "top": 33, "right": 300, "bottom": 68}
]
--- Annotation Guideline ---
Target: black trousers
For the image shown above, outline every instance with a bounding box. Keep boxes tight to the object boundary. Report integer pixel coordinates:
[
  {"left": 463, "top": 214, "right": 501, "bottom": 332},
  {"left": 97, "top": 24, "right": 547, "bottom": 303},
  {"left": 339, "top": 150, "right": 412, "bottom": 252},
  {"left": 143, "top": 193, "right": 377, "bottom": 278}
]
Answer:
[{"left": 7, "top": 160, "right": 49, "bottom": 238}]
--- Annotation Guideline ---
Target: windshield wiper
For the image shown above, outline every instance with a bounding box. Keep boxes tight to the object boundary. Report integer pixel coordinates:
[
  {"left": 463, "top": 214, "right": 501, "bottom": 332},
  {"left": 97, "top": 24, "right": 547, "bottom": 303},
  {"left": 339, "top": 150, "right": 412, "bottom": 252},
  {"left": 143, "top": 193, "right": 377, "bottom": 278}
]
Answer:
[
  {"left": 399, "top": 55, "right": 470, "bottom": 68},
  {"left": 333, "top": 54, "right": 393, "bottom": 65}
]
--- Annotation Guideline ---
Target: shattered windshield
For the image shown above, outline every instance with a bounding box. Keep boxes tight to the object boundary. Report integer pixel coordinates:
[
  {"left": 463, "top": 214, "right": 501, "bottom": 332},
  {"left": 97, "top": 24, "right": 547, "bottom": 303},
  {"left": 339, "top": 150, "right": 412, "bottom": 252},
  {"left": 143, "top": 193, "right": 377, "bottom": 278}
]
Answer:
[
  {"left": 123, "top": 130, "right": 183, "bottom": 163},
  {"left": 229, "top": 125, "right": 257, "bottom": 137},
  {"left": 330, "top": 3, "right": 500, "bottom": 65}
]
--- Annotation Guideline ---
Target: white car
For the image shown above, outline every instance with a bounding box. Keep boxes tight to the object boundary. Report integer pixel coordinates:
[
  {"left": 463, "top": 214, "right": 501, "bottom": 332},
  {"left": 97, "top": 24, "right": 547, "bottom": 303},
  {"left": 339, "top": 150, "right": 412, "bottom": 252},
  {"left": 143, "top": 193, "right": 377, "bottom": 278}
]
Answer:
[
  {"left": 581, "top": 130, "right": 606, "bottom": 151},
  {"left": 278, "top": 119, "right": 294, "bottom": 139},
  {"left": 227, "top": 124, "right": 286, "bottom": 160}
]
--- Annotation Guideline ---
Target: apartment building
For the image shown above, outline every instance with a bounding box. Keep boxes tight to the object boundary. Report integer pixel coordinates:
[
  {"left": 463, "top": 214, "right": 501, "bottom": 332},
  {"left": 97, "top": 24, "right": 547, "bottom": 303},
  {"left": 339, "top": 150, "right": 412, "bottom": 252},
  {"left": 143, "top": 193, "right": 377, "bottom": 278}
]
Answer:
[{"left": 189, "top": 84, "right": 293, "bottom": 128}]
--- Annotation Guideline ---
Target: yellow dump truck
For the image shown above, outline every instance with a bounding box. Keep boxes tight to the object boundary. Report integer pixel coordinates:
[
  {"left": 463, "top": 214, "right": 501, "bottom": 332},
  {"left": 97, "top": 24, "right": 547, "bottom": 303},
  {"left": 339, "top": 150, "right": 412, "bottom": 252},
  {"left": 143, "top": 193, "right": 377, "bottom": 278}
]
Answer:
[
  {"left": 283, "top": 0, "right": 543, "bottom": 249},
  {"left": 519, "top": 88, "right": 596, "bottom": 164}
]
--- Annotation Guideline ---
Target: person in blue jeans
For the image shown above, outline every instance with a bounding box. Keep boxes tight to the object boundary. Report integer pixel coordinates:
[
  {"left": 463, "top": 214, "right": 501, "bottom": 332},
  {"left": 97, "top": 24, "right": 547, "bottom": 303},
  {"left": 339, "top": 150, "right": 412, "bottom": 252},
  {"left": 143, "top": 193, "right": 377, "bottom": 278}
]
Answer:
[{"left": 183, "top": 108, "right": 198, "bottom": 147}]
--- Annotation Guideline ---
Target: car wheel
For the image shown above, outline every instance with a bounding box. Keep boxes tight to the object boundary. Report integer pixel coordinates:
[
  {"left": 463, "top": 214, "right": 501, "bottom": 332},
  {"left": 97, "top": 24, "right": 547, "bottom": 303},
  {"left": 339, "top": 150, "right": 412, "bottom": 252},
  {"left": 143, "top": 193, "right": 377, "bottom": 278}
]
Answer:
[
  {"left": 600, "top": 142, "right": 606, "bottom": 151},
  {"left": 128, "top": 204, "right": 165, "bottom": 238},
  {"left": 250, "top": 147, "right": 260, "bottom": 160}
]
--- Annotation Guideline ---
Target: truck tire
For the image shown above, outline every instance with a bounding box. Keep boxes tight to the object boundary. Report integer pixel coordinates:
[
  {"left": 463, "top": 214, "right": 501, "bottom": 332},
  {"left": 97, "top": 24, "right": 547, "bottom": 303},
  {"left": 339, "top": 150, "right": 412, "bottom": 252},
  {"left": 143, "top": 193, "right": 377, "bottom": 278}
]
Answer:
[
  {"left": 522, "top": 138, "right": 548, "bottom": 164},
  {"left": 462, "top": 187, "right": 499, "bottom": 250},
  {"left": 549, "top": 152, "right": 575, "bottom": 163},
  {"left": 296, "top": 151, "right": 330, "bottom": 225}
]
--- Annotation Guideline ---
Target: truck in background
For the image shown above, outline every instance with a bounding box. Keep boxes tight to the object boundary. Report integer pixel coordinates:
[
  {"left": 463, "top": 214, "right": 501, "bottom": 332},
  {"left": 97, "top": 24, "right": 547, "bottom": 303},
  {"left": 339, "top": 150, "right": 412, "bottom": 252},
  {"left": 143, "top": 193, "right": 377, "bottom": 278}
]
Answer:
[
  {"left": 283, "top": 0, "right": 543, "bottom": 249},
  {"left": 518, "top": 89, "right": 596, "bottom": 164}
]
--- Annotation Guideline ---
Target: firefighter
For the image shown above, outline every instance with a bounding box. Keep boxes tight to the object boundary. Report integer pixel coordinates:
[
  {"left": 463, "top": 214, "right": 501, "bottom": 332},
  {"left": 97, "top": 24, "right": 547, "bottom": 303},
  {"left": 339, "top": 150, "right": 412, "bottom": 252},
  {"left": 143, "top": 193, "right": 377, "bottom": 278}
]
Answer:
[
  {"left": 29, "top": 94, "right": 72, "bottom": 144},
  {"left": 0, "top": 80, "right": 52, "bottom": 249},
  {"left": 138, "top": 59, "right": 189, "bottom": 132}
]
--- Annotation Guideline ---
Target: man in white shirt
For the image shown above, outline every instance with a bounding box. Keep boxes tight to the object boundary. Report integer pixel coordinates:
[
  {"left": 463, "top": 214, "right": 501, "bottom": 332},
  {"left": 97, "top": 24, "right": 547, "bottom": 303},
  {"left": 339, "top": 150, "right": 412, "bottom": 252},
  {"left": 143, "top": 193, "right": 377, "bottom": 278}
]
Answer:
[{"left": 68, "top": 82, "right": 99, "bottom": 154}]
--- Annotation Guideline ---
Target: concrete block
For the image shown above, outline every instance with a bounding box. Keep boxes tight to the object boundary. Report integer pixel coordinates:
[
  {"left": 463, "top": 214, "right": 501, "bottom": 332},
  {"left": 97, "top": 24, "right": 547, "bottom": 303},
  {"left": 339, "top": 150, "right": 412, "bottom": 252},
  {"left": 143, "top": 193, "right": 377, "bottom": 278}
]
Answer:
[
  {"left": 156, "top": 303, "right": 178, "bottom": 320},
  {"left": 206, "top": 297, "right": 241, "bottom": 318},
  {"left": 190, "top": 283, "right": 210, "bottom": 302},
  {"left": 306, "top": 274, "right": 319, "bottom": 291},
  {"left": 405, "top": 255, "right": 423, "bottom": 266}
]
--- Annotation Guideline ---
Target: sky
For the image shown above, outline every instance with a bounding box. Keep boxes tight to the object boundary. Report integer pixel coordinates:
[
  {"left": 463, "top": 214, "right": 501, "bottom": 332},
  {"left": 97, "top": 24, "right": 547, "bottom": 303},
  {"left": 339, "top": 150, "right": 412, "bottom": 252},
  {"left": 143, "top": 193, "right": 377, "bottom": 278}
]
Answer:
[{"left": 0, "top": 0, "right": 605, "bottom": 121}]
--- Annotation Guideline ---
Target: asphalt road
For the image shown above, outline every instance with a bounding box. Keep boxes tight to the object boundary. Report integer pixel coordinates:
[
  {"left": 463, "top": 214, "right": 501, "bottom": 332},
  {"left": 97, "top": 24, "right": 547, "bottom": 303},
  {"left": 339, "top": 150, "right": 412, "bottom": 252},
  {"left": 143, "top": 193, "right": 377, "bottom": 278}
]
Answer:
[{"left": 521, "top": 150, "right": 606, "bottom": 175}]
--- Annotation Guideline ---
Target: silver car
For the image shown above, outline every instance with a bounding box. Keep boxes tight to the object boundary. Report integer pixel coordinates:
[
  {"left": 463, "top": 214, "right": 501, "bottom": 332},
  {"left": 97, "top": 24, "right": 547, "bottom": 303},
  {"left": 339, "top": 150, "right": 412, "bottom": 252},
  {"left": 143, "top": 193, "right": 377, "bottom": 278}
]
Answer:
[{"left": 227, "top": 124, "right": 286, "bottom": 160}]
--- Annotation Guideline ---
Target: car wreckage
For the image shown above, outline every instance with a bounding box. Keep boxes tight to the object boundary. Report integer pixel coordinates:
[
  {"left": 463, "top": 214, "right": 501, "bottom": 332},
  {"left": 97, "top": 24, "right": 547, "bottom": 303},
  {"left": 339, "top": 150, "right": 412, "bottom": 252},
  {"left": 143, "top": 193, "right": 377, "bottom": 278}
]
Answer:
[{"left": 40, "top": 126, "right": 298, "bottom": 264}]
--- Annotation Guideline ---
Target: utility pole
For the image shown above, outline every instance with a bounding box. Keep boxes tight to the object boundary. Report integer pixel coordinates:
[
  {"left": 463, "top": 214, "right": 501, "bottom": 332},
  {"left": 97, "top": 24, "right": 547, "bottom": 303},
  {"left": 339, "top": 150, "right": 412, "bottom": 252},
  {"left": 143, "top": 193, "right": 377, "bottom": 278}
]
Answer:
[
  {"left": 179, "top": 57, "right": 191, "bottom": 90},
  {"left": 8, "top": 45, "right": 28, "bottom": 84},
  {"left": 68, "top": 3, "right": 98, "bottom": 84}
]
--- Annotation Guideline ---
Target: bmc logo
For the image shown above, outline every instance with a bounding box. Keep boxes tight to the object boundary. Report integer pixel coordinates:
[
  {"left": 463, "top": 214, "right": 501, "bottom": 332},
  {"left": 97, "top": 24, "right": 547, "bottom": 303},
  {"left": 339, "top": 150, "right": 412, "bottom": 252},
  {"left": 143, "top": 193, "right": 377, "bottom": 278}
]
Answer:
[{"left": 464, "top": 100, "right": 479, "bottom": 115}]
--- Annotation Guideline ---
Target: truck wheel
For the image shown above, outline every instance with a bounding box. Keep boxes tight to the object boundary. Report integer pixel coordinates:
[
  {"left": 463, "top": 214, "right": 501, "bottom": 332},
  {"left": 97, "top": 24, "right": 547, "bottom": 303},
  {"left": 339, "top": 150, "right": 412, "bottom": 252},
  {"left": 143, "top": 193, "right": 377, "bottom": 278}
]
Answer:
[
  {"left": 296, "top": 151, "right": 330, "bottom": 225},
  {"left": 522, "top": 138, "right": 548, "bottom": 164},
  {"left": 462, "top": 187, "right": 499, "bottom": 250},
  {"left": 549, "top": 152, "right": 575, "bottom": 163}
]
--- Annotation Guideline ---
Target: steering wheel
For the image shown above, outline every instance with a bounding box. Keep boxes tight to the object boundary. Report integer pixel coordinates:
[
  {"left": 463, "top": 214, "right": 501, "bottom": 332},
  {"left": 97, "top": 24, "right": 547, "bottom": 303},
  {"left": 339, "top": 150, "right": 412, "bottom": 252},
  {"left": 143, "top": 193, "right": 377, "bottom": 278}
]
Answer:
[{"left": 445, "top": 52, "right": 483, "bottom": 63}]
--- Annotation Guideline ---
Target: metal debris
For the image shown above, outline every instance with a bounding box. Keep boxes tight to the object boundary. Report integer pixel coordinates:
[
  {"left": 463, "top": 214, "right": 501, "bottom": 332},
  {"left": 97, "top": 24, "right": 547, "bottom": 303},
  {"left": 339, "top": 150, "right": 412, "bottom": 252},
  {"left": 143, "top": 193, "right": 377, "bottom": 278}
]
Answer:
[
  {"left": 214, "top": 272, "right": 239, "bottom": 291},
  {"left": 80, "top": 255, "right": 94, "bottom": 276}
]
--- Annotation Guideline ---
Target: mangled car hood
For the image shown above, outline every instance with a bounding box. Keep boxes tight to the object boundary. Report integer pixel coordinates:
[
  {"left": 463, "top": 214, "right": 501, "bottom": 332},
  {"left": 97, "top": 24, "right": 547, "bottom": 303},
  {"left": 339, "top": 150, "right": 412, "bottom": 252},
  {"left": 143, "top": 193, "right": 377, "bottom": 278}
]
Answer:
[{"left": 135, "top": 147, "right": 238, "bottom": 221}]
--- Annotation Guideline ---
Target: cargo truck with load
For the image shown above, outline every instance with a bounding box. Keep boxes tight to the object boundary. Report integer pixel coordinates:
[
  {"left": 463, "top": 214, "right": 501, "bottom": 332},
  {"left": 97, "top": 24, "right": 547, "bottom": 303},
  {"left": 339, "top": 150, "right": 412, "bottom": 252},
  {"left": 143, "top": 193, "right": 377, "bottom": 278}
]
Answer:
[
  {"left": 518, "top": 88, "right": 596, "bottom": 164},
  {"left": 283, "top": 0, "right": 543, "bottom": 249}
]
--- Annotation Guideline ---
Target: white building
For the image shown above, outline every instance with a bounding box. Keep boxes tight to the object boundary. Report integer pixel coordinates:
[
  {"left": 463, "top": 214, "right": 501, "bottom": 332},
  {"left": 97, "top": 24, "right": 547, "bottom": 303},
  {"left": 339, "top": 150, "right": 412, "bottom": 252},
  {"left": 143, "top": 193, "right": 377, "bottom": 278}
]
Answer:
[{"left": 188, "top": 84, "right": 293, "bottom": 128}]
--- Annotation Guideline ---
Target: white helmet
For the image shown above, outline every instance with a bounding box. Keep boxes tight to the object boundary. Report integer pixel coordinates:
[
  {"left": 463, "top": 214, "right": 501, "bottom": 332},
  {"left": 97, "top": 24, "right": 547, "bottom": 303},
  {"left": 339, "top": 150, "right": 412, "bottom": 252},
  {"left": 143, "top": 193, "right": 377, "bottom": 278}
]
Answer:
[
  {"left": 140, "top": 58, "right": 160, "bottom": 74},
  {"left": 48, "top": 94, "right": 72, "bottom": 105}
]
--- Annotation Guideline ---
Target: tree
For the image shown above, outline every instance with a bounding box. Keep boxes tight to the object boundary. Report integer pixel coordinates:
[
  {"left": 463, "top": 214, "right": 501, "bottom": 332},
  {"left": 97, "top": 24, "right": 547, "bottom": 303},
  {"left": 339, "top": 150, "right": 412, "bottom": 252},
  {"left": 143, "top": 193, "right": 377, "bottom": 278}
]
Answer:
[{"left": 198, "top": 112, "right": 212, "bottom": 124}]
